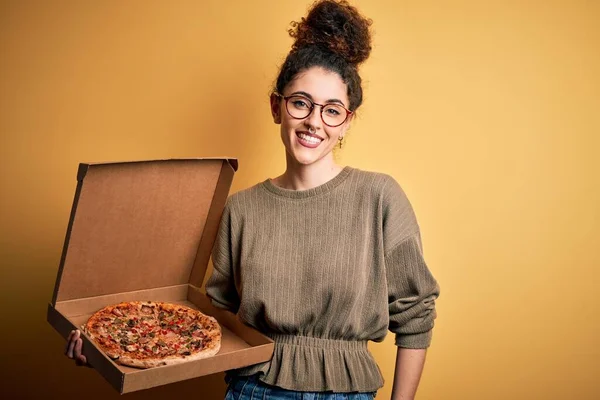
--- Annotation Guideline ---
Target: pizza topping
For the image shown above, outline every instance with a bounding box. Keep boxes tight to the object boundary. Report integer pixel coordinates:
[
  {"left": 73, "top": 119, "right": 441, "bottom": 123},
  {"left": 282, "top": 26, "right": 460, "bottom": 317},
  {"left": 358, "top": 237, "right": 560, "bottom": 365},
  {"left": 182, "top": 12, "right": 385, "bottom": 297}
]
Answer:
[
  {"left": 137, "top": 336, "right": 150, "bottom": 344},
  {"left": 164, "top": 331, "right": 177, "bottom": 340},
  {"left": 141, "top": 305, "right": 153, "bottom": 314},
  {"left": 192, "top": 330, "right": 202, "bottom": 338}
]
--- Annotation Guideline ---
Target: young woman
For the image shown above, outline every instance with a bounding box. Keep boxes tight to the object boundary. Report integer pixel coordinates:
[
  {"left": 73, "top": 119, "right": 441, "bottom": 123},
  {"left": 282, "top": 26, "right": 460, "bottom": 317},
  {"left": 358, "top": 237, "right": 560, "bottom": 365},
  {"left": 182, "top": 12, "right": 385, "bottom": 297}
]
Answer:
[
  {"left": 205, "top": 1, "right": 439, "bottom": 399},
  {"left": 65, "top": 2, "right": 439, "bottom": 399}
]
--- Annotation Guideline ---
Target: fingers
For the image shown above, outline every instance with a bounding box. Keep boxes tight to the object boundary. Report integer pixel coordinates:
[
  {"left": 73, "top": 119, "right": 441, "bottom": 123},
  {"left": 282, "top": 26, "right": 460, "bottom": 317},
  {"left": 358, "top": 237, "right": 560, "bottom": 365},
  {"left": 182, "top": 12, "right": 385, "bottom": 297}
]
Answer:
[
  {"left": 75, "top": 354, "right": 88, "bottom": 367},
  {"left": 65, "top": 330, "right": 90, "bottom": 367},
  {"left": 74, "top": 337, "right": 83, "bottom": 358},
  {"left": 74, "top": 335, "right": 90, "bottom": 367},
  {"left": 65, "top": 330, "right": 80, "bottom": 359},
  {"left": 64, "top": 330, "right": 75, "bottom": 355}
]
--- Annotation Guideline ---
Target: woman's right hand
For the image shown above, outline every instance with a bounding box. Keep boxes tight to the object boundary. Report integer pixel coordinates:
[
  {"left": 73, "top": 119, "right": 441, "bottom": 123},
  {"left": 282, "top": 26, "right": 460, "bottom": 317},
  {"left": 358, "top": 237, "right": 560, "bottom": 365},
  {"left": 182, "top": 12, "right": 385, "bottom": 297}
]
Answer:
[{"left": 64, "top": 329, "right": 89, "bottom": 367}]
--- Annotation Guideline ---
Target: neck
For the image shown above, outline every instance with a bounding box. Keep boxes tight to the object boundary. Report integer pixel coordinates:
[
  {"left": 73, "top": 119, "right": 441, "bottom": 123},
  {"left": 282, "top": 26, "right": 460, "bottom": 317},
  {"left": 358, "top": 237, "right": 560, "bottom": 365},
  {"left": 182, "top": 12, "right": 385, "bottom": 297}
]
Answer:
[{"left": 274, "top": 153, "right": 343, "bottom": 191}]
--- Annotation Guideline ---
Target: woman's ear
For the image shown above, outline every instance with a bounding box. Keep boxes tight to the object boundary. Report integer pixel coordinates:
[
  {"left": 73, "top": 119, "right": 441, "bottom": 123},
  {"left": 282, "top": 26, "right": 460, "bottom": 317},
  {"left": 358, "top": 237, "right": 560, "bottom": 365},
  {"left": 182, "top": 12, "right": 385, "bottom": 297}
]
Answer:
[{"left": 270, "top": 93, "right": 282, "bottom": 124}]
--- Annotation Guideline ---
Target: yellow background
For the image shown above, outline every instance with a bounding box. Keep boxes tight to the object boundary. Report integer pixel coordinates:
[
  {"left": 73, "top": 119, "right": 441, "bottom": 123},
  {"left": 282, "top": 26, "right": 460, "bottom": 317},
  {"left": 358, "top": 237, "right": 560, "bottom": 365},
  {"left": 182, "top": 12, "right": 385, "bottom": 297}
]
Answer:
[{"left": 1, "top": 1, "right": 598, "bottom": 399}]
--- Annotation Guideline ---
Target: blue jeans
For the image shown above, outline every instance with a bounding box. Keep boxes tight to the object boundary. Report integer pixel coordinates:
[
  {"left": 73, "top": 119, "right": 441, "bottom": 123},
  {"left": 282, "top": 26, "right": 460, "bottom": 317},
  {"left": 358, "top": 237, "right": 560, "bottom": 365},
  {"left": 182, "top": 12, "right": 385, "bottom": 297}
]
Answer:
[{"left": 225, "top": 375, "right": 376, "bottom": 400}]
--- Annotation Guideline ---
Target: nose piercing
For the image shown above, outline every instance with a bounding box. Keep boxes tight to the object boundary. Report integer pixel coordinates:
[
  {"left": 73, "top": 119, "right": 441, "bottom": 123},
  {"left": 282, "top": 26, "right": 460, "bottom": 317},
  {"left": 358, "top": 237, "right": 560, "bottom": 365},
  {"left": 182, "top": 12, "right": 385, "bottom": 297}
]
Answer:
[{"left": 308, "top": 127, "right": 316, "bottom": 134}]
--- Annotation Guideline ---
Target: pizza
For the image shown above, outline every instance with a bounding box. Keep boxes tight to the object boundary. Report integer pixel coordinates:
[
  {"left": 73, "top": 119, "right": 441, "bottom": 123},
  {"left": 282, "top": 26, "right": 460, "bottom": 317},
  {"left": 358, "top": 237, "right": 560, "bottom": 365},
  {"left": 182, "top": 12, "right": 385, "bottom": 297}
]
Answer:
[{"left": 81, "top": 301, "right": 221, "bottom": 368}]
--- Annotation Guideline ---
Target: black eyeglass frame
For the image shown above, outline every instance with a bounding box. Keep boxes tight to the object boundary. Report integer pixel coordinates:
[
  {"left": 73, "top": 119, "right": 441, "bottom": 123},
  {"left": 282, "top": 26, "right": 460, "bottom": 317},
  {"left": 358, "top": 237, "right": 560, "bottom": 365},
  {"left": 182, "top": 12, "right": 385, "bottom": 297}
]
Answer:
[{"left": 274, "top": 92, "right": 353, "bottom": 128}]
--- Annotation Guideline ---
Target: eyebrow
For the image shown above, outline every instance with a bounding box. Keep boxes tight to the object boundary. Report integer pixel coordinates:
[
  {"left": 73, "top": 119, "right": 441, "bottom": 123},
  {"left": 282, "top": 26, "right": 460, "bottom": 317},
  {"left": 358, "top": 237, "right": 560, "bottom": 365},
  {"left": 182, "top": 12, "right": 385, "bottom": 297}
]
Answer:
[{"left": 290, "top": 91, "right": 346, "bottom": 107}]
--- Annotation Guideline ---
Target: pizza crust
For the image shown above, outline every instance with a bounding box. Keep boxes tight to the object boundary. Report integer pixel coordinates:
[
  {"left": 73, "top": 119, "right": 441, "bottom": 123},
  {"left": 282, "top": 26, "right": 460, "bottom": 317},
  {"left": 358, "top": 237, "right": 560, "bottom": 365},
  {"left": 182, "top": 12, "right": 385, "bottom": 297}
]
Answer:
[{"left": 119, "top": 340, "right": 221, "bottom": 368}]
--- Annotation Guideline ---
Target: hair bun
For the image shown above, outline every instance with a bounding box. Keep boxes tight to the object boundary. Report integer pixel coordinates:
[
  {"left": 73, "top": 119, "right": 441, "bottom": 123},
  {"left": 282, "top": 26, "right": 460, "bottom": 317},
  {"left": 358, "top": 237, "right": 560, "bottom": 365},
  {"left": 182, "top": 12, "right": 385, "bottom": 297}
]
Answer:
[{"left": 289, "top": 0, "right": 373, "bottom": 66}]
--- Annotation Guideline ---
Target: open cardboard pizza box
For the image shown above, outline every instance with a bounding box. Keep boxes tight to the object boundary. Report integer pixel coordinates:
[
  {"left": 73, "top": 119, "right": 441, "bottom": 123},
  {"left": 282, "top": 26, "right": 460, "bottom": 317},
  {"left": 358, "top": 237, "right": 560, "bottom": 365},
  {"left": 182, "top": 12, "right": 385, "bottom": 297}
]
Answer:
[{"left": 47, "top": 158, "right": 274, "bottom": 394}]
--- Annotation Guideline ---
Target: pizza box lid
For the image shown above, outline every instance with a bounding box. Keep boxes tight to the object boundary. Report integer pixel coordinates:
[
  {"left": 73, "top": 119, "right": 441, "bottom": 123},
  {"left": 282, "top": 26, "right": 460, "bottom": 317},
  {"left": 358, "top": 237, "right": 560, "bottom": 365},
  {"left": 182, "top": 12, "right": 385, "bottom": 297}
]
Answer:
[{"left": 51, "top": 158, "right": 237, "bottom": 304}]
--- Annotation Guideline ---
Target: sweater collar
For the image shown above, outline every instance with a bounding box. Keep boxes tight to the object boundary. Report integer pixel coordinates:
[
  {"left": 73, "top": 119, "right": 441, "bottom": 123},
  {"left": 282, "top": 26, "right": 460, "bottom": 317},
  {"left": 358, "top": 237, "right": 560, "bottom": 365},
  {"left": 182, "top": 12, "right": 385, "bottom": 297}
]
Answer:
[{"left": 261, "top": 166, "right": 353, "bottom": 199}]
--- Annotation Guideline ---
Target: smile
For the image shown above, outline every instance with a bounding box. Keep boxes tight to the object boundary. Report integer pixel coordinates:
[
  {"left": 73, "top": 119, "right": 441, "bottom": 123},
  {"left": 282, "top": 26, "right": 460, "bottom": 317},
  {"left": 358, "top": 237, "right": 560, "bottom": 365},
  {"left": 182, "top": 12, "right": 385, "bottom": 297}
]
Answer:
[{"left": 296, "top": 132, "right": 324, "bottom": 148}]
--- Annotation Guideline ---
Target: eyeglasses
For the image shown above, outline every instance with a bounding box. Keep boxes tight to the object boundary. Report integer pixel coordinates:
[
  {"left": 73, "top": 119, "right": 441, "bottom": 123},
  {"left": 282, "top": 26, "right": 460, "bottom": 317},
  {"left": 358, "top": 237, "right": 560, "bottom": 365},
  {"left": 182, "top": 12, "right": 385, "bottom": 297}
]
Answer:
[{"left": 274, "top": 93, "right": 353, "bottom": 127}]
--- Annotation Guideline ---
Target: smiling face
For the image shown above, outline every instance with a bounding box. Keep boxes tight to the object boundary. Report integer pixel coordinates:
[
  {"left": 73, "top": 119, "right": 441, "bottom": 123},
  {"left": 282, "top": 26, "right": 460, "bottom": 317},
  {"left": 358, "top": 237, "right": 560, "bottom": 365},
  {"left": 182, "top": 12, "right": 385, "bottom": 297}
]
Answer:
[{"left": 271, "top": 67, "right": 352, "bottom": 167}]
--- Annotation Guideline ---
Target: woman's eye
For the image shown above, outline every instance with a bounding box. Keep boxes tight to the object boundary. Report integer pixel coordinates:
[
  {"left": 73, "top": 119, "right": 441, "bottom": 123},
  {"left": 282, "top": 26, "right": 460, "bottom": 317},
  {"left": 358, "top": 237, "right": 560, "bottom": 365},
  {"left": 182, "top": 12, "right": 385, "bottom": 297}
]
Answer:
[
  {"left": 325, "top": 107, "right": 341, "bottom": 116},
  {"left": 292, "top": 100, "right": 310, "bottom": 109}
]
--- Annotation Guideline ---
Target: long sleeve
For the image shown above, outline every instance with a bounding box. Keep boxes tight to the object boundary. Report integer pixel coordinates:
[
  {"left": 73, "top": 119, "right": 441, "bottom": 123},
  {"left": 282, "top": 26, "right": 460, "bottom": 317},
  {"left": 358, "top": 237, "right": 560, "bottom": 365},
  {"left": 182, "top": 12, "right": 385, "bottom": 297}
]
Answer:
[
  {"left": 382, "top": 178, "right": 440, "bottom": 349},
  {"left": 386, "top": 232, "right": 439, "bottom": 348},
  {"left": 206, "top": 200, "right": 240, "bottom": 313}
]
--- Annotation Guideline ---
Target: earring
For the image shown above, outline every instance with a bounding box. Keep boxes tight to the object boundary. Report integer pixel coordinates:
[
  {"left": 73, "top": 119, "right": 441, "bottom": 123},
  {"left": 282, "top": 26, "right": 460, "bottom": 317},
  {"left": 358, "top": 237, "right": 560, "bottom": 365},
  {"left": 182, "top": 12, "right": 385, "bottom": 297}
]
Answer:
[{"left": 338, "top": 136, "right": 344, "bottom": 149}]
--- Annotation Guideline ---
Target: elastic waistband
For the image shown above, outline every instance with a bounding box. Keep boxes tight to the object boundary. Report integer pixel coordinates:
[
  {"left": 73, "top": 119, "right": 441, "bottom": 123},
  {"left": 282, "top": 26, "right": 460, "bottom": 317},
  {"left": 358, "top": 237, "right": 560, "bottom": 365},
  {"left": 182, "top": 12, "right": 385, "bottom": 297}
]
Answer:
[{"left": 268, "top": 334, "right": 368, "bottom": 351}]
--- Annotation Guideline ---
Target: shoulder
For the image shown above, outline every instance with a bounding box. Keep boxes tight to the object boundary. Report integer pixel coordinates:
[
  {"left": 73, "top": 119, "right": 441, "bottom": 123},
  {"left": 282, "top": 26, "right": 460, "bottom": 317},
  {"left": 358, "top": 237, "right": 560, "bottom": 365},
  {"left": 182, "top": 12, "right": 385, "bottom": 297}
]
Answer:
[
  {"left": 348, "top": 167, "right": 411, "bottom": 206},
  {"left": 351, "top": 167, "right": 419, "bottom": 239},
  {"left": 223, "top": 181, "right": 268, "bottom": 214}
]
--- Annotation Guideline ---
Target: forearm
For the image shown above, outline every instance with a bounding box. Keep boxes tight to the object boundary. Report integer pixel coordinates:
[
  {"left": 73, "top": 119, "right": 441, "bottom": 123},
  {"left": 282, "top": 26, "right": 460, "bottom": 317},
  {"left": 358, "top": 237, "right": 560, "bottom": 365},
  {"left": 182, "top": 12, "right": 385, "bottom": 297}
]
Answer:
[{"left": 390, "top": 347, "right": 427, "bottom": 400}]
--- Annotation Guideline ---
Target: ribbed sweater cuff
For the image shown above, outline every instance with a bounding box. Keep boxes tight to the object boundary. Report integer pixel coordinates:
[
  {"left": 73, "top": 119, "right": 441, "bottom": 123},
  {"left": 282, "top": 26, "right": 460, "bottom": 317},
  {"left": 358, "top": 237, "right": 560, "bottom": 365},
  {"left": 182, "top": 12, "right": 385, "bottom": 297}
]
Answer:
[{"left": 395, "top": 330, "right": 432, "bottom": 349}]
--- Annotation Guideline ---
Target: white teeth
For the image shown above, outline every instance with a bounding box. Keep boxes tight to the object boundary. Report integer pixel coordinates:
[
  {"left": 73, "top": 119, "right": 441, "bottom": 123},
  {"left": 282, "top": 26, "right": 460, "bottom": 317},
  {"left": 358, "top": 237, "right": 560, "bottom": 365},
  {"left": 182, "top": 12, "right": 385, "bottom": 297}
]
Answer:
[{"left": 298, "top": 133, "right": 322, "bottom": 144}]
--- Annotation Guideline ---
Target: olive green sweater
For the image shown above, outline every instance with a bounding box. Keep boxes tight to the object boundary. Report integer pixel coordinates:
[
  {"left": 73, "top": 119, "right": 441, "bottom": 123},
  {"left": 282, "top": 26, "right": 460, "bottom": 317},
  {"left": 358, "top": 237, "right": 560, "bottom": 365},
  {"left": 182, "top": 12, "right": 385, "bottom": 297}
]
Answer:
[{"left": 206, "top": 167, "right": 439, "bottom": 392}]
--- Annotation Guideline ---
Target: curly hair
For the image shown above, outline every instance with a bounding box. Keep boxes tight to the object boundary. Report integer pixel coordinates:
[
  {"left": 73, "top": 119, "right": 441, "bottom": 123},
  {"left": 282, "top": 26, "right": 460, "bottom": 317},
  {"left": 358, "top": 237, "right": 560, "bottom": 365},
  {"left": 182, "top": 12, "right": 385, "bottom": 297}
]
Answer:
[{"left": 275, "top": 0, "right": 373, "bottom": 111}]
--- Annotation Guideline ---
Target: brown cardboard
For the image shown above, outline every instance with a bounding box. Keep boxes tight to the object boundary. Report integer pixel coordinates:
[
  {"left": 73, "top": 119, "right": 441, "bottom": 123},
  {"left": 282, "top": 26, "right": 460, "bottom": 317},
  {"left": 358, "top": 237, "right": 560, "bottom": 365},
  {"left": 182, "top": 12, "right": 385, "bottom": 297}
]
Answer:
[{"left": 47, "top": 158, "right": 273, "bottom": 394}]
